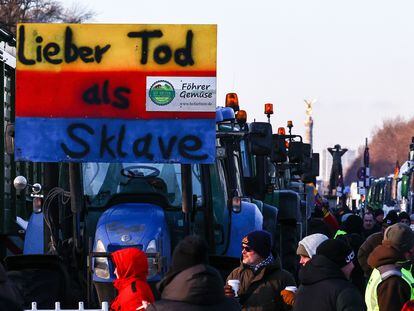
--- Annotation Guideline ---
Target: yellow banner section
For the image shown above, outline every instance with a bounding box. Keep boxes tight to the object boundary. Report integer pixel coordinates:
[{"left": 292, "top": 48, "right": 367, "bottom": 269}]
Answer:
[{"left": 17, "top": 24, "right": 217, "bottom": 72}]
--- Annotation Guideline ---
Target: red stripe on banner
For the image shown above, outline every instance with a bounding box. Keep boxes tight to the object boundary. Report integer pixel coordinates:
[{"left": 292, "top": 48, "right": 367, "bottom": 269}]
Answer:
[
  {"left": 0, "top": 236, "right": 23, "bottom": 255},
  {"left": 16, "top": 70, "right": 216, "bottom": 119}
]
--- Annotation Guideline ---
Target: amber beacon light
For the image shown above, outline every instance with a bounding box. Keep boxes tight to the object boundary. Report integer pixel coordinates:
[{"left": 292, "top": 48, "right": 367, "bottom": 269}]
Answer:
[
  {"left": 225, "top": 93, "right": 239, "bottom": 112},
  {"left": 264, "top": 103, "right": 274, "bottom": 115},
  {"left": 236, "top": 110, "right": 247, "bottom": 125}
]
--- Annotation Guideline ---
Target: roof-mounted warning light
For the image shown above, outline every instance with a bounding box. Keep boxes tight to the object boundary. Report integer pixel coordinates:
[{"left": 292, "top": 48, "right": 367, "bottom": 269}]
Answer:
[
  {"left": 265, "top": 103, "right": 273, "bottom": 123},
  {"left": 277, "top": 127, "right": 286, "bottom": 135},
  {"left": 225, "top": 93, "right": 240, "bottom": 112},
  {"left": 236, "top": 110, "right": 247, "bottom": 125}
]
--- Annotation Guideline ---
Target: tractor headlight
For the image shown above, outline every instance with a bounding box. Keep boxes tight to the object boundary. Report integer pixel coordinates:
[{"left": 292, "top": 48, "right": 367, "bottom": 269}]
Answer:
[
  {"left": 94, "top": 240, "right": 110, "bottom": 279},
  {"left": 146, "top": 239, "right": 159, "bottom": 278}
]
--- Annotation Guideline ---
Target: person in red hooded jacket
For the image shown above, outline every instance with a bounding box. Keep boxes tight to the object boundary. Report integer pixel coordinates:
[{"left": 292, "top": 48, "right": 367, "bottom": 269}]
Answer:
[{"left": 110, "top": 248, "right": 155, "bottom": 311}]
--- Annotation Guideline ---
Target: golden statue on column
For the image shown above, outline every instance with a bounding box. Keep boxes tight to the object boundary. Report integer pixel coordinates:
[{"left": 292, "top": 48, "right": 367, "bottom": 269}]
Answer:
[{"left": 304, "top": 99, "right": 316, "bottom": 149}]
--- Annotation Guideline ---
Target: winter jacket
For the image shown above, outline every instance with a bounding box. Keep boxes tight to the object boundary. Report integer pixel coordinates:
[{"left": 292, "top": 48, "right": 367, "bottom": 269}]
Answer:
[
  {"left": 110, "top": 248, "right": 154, "bottom": 311},
  {"left": 226, "top": 258, "right": 296, "bottom": 311},
  {"left": 0, "top": 263, "right": 22, "bottom": 311},
  {"left": 146, "top": 264, "right": 240, "bottom": 311},
  {"left": 293, "top": 255, "right": 364, "bottom": 311},
  {"left": 363, "top": 224, "right": 381, "bottom": 239},
  {"left": 366, "top": 244, "right": 411, "bottom": 311},
  {"left": 358, "top": 232, "right": 383, "bottom": 278}
]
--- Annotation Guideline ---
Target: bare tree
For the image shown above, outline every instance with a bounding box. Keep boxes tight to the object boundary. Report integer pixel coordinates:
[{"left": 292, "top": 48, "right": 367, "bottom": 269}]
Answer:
[
  {"left": 344, "top": 116, "right": 414, "bottom": 184},
  {"left": 0, "top": 0, "right": 94, "bottom": 34}
]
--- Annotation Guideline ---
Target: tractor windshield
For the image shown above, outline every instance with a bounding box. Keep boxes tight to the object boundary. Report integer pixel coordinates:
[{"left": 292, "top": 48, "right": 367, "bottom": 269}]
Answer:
[{"left": 82, "top": 163, "right": 184, "bottom": 208}]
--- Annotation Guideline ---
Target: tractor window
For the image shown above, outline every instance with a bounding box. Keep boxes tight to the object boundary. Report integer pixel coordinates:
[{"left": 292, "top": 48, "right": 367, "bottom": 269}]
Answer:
[
  {"left": 192, "top": 164, "right": 203, "bottom": 207},
  {"left": 232, "top": 150, "right": 244, "bottom": 196},
  {"left": 240, "top": 139, "right": 252, "bottom": 177},
  {"left": 210, "top": 161, "right": 228, "bottom": 218},
  {"left": 82, "top": 163, "right": 184, "bottom": 208},
  {"left": 209, "top": 161, "right": 229, "bottom": 252}
]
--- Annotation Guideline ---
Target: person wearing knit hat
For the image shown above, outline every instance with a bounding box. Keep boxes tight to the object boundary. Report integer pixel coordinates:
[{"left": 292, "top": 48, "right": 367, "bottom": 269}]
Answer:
[
  {"left": 296, "top": 233, "right": 328, "bottom": 266},
  {"left": 293, "top": 239, "right": 364, "bottom": 311},
  {"left": 148, "top": 235, "right": 240, "bottom": 311},
  {"left": 225, "top": 230, "right": 296, "bottom": 310},
  {"left": 316, "top": 240, "right": 355, "bottom": 277},
  {"left": 382, "top": 222, "right": 414, "bottom": 252},
  {"left": 365, "top": 223, "right": 414, "bottom": 311},
  {"left": 241, "top": 230, "right": 272, "bottom": 261}
]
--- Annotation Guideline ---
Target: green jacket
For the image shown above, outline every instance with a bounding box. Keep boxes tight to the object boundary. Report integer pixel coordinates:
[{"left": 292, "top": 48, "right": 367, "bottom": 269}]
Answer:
[{"left": 227, "top": 259, "right": 295, "bottom": 311}]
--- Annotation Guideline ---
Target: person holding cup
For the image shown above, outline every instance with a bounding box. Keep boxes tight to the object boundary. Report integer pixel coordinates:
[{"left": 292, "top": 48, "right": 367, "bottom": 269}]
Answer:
[
  {"left": 293, "top": 239, "right": 364, "bottom": 311},
  {"left": 224, "top": 230, "right": 296, "bottom": 310}
]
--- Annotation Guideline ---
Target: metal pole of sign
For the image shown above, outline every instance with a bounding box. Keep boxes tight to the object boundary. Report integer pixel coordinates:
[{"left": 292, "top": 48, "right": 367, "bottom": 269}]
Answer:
[
  {"left": 181, "top": 164, "right": 193, "bottom": 236},
  {"left": 69, "top": 163, "right": 82, "bottom": 251}
]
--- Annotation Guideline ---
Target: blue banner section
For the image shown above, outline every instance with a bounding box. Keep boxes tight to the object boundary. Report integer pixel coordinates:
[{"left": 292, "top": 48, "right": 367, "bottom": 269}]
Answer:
[{"left": 15, "top": 118, "right": 215, "bottom": 163}]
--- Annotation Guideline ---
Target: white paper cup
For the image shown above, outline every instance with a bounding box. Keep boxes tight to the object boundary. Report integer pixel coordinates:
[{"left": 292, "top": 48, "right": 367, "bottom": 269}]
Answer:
[
  {"left": 227, "top": 279, "right": 240, "bottom": 297},
  {"left": 284, "top": 286, "right": 297, "bottom": 293}
]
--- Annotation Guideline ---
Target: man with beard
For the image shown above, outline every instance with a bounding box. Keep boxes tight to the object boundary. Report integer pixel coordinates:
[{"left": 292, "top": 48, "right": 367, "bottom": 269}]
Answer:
[{"left": 225, "top": 230, "right": 296, "bottom": 310}]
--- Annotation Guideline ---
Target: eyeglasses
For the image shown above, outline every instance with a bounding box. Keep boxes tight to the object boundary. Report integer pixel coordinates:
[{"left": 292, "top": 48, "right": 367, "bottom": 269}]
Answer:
[{"left": 241, "top": 245, "right": 253, "bottom": 252}]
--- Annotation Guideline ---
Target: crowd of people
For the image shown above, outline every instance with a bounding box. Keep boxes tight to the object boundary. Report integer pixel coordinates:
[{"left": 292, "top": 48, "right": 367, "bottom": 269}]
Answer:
[
  {"left": 2, "top": 204, "right": 414, "bottom": 310},
  {"left": 106, "top": 203, "right": 414, "bottom": 311}
]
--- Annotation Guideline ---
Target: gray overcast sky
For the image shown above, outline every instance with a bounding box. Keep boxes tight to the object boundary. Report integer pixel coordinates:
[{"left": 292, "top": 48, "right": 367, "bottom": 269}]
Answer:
[{"left": 63, "top": 0, "right": 414, "bottom": 154}]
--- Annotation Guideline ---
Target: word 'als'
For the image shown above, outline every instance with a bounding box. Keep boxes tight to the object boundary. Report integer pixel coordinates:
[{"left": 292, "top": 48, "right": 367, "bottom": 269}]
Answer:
[
  {"left": 127, "top": 30, "right": 194, "bottom": 66},
  {"left": 82, "top": 81, "right": 131, "bottom": 109},
  {"left": 18, "top": 26, "right": 111, "bottom": 65}
]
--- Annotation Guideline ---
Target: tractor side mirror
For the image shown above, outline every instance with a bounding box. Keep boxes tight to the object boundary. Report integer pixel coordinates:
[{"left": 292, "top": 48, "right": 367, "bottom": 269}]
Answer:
[
  {"left": 288, "top": 141, "right": 304, "bottom": 163},
  {"left": 249, "top": 122, "right": 272, "bottom": 156},
  {"left": 271, "top": 134, "right": 287, "bottom": 163},
  {"left": 216, "top": 146, "right": 226, "bottom": 159}
]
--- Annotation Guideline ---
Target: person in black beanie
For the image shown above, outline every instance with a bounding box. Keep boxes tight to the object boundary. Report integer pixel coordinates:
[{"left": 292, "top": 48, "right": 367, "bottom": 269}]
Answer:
[
  {"left": 224, "top": 230, "right": 296, "bottom": 310},
  {"left": 293, "top": 239, "right": 364, "bottom": 311},
  {"left": 147, "top": 235, "right": 239, "bottom": 311},
  {"left": 333, "top": 214, "right": 366, "bottom": 295}
]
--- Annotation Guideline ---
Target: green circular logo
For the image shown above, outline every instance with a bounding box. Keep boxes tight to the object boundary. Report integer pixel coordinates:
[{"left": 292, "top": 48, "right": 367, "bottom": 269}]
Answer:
[{"left": 149, "top": 80, "right": 175, "bottom": 106}]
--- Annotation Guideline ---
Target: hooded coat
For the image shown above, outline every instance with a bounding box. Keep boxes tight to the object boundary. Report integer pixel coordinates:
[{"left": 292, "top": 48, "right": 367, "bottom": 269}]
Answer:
[
  {"left": 357, "top": 231, "right": 383, "bottom": 278},
  {"left": 110, "top": 248, "right": 154, "bottom": 311},
  {"left": 146, "top": 264, "right": 240, "bottom": 311},
  {"left": 293, "top": 255, "right": 364, "bottom": 311},
  {"left": 0, "top": 263, "right": 22, "bottom": 311},
  {"left": 366, "top": 244, "right": 411, "bottom": 311},
  {"left": 226, "top": 258, "right": 295, "bottom": 311}
]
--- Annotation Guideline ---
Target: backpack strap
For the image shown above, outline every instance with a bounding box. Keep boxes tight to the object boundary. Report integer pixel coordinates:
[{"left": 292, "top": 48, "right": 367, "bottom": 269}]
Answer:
[{"left": 380, "top": 269, "right": 401, "bottom": 281}]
